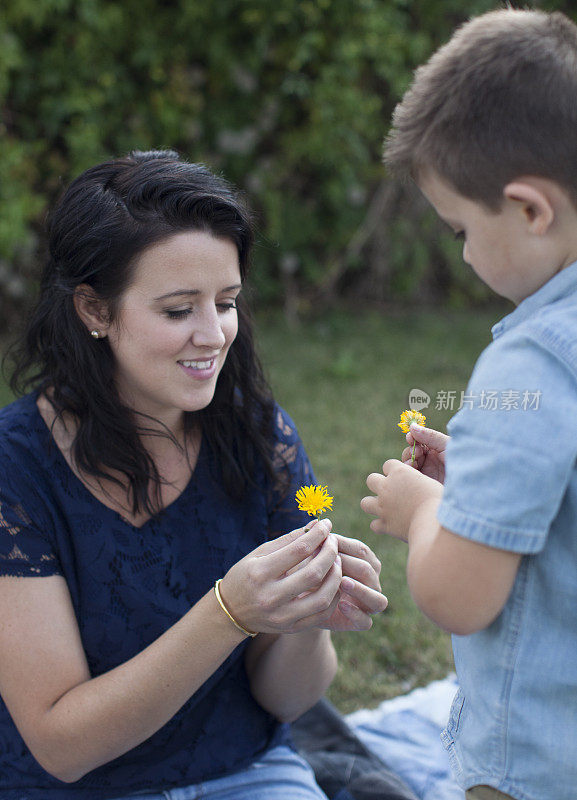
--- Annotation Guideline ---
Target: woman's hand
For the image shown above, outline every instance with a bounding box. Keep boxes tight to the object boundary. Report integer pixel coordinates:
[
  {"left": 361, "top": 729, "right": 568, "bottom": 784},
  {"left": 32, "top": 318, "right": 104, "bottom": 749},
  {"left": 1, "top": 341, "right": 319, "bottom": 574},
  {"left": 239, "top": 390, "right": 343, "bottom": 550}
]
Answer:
[
  {"left": 323, "top": 535, "right": 388, "bottom": 631},
  {"left": 220, "top": 519, "right": 343, "bottom": 635},
  {"left": 402, "top": 424, "right": 448, "bottom": 483}
]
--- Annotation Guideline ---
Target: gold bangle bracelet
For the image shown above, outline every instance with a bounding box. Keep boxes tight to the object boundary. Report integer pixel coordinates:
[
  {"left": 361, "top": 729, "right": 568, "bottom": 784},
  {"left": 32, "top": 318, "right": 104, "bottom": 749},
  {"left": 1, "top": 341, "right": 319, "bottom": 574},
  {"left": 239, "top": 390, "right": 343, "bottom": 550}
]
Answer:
[{"left": 213, "top": 579, "right": 258, "bottom": 638}]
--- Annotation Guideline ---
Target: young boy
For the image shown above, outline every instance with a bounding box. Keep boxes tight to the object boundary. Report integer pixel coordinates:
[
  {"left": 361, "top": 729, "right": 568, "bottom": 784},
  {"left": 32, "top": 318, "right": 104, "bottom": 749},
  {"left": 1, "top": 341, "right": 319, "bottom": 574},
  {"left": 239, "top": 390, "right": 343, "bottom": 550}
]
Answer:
[{"left": 361, "top": 9, "right": 577, "bottom": 800}]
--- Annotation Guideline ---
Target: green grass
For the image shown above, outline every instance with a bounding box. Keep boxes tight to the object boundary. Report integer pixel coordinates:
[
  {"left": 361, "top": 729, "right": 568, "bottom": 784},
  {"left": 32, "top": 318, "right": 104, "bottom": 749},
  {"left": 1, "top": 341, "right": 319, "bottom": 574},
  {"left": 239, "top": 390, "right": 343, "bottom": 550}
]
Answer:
[
  {"left": 0, "top": 306, "right": 501, "bottom": 713},
  {"left": 0, "top": 383, "right": 13, "bottom": 408},
  {"left": 255, "top": 307, "right": 500, "bottom": 712}
]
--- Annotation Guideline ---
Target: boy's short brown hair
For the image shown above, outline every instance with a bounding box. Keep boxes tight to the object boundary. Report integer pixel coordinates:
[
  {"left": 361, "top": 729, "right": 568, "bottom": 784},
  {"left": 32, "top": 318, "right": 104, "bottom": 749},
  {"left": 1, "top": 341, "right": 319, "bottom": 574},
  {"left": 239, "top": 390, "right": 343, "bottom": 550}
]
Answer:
[{"left": 384, "top": 9, "right": 577, "bottom": 209}]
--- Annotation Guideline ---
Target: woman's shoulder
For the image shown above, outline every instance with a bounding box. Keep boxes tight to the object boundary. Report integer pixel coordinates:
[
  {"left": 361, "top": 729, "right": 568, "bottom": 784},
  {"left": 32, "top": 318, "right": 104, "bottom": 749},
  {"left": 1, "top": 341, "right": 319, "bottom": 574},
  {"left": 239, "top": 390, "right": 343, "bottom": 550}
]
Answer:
[
  {"left": 269, "top": 403, "right": 312, "bottom": 480},
  {"left": 0, "top": 393, "right": 46, "bottom": 472},
  {"left": 271, "top": 404, "right": 301, "bottom": 444}
]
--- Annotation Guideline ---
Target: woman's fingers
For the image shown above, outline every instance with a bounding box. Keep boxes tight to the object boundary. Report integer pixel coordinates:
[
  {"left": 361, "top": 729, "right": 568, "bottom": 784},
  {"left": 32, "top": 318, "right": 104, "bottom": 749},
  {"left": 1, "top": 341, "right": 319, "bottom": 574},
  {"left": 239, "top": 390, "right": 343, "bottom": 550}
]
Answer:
[
  {"left": 337, "top": 600, "right": 374, "bottom": 631},
  {"left": 281, "top": 534, "right": 338, "bottom": 598},
  {"left": 340, "top": 576, "right": 388, "bottom": 614},
  {"left": 335, "top": 534, "right": 381, "bottom": 576},
  {"left": 222, "top": 520, "right": 389, "bottom": 634},
  {"left": 256, "top": 518, "right": 320, "bottom": 557},
  {"left": 287, "top": 560, "right": 343, "bottom": 629},
  {"left": 259, "top": 519, "right": 332, "bottom": 576},
  {"left": 339, "top": 553, "right": 381, "bottom": 591}
]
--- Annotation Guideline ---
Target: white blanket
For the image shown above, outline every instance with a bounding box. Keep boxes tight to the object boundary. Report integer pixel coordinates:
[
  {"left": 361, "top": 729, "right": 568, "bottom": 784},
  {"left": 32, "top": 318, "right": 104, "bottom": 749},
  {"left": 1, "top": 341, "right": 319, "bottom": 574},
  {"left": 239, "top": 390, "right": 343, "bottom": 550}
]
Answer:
[{"left": 346, "top": 675, "right": 465, "bottom": 800}]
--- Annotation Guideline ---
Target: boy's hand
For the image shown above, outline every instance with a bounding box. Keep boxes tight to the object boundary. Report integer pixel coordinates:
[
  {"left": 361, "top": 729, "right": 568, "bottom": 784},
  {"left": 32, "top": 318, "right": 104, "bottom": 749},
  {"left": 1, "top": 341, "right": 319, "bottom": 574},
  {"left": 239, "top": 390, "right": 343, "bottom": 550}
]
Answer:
[
  {"left": 361, "top": 459, "right": 443, "bottom": 542},
  {"left": 402, "top": 423, "right": 448, "bottom": 483}
]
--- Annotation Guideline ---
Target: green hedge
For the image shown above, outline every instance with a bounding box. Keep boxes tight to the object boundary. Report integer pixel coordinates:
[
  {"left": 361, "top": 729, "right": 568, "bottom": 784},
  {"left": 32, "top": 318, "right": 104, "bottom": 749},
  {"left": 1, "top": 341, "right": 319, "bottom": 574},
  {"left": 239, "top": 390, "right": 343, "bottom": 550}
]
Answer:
[{"left": 0, "top": 0, "right": 573, "bottom": 325}]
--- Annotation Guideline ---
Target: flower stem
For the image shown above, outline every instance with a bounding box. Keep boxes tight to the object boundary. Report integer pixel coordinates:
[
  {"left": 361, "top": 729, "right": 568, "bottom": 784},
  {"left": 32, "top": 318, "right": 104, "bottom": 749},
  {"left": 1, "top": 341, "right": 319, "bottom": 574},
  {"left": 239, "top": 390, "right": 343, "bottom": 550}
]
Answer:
[{"left": 411, "top": 441, "right": 416, "bottom": 464}]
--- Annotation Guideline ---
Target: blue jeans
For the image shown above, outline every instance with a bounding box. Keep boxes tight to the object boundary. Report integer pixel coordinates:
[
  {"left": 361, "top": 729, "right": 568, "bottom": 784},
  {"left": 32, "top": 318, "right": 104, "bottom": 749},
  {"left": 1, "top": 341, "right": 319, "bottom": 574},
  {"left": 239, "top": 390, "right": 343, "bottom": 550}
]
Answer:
[{"left": 111, "top": 745, "right": 329, "bottom": 800}]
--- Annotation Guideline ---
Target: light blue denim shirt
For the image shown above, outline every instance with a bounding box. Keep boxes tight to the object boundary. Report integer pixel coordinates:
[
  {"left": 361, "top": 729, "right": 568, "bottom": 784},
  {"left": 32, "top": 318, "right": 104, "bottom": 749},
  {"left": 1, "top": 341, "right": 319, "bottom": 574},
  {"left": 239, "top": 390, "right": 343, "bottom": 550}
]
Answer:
[{"left": 437, "top": 260, "right": 577, "bottom": 800}]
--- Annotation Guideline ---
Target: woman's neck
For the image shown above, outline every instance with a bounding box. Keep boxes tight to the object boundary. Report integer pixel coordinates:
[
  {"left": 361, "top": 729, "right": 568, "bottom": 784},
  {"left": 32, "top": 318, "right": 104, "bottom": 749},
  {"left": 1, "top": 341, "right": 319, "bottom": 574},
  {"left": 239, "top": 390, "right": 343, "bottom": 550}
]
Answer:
[{"left": 36, "top": 392, "right": 200, "bottom": 527}]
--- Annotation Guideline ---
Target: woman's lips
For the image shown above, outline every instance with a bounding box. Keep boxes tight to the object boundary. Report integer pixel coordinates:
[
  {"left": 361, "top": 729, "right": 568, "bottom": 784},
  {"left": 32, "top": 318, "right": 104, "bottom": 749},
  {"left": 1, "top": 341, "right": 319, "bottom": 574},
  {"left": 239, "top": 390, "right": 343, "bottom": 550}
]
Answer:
[{"left": 177, "top": 358, "right": 217, "bottom": 380}]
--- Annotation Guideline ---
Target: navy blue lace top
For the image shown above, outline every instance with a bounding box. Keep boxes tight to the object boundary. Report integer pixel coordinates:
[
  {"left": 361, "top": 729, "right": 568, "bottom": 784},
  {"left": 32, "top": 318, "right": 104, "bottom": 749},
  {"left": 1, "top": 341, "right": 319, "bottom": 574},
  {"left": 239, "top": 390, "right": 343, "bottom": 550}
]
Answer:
[{"left": 0, "top": 393, "right": 314, "bottom": 799}]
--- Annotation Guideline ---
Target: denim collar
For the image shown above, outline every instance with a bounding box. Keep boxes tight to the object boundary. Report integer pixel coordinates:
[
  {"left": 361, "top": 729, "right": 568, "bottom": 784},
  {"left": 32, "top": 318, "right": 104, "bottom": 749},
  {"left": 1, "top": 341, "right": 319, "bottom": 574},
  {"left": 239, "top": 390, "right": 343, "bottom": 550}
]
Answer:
[{"left": 492, "top": 259, "right": 577, "bottom": 340}]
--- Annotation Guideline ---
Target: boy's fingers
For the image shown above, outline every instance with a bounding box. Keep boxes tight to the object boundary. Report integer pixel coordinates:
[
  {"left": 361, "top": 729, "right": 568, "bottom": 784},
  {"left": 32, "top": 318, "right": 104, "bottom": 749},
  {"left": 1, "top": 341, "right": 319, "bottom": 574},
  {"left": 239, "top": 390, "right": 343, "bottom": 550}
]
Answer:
[
  {"left": 409, "top": 424, "right": 449, "bottom": 452},
  {"left": 366, "top": 471, "right": 388, "bottom": 492},
  {"left": 382, "top": 459, "right": 403, "bottom": 477},
  {"left": 360, "top": 494, "right": 380, "bottom": 517},
  {"left": 401, "top": 445, "right": 424, "bottom": 465},
  {"left": 370, "top": 518, "right": 394, "bottom": 536}
]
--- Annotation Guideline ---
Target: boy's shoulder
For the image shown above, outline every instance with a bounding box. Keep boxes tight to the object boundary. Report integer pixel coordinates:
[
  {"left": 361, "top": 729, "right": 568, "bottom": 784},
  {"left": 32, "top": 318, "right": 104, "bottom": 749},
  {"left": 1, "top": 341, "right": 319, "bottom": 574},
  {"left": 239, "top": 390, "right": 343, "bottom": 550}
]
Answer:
[
  {"left": 519, "top": 292, "right": 577, "bottom": 372},
  {"left": 467, "top": 296, "right": 577, "bottom": 400}
]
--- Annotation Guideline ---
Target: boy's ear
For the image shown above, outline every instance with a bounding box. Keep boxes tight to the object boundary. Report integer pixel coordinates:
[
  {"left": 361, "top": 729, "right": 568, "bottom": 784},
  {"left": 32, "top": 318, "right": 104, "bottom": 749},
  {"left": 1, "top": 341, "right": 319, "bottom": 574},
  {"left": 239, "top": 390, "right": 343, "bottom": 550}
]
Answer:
[
  {"left": 503, "top": 181, "right": 554, "bottom": 235},
  {"left": 73, "top": 284, "right": 111, "bottom": 337}
]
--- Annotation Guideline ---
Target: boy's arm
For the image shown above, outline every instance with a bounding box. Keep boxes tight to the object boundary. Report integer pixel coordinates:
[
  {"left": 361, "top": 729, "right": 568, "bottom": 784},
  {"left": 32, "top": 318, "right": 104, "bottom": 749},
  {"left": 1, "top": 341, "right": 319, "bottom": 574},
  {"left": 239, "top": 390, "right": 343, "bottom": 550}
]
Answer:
[{"left": 362, "top": 461, "right": 521, "bottom": 635}]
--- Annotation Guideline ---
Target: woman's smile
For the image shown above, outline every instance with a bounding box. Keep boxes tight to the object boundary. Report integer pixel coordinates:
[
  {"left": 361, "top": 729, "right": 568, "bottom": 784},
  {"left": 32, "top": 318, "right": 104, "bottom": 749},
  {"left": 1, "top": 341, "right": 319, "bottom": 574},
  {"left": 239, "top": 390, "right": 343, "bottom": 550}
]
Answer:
[
  {"left": 104, "top": 230, "right": 241, "bottom": 427},
  {"left": 177, "top": 357, "right": 218, "bottom": 379}
]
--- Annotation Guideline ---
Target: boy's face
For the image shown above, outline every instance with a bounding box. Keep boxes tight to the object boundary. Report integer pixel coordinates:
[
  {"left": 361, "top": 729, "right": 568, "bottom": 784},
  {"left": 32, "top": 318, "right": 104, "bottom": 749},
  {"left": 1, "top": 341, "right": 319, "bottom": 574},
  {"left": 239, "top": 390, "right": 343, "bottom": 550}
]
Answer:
[{"left": 418, "top": 171, "right": 558, "bottom": 304}]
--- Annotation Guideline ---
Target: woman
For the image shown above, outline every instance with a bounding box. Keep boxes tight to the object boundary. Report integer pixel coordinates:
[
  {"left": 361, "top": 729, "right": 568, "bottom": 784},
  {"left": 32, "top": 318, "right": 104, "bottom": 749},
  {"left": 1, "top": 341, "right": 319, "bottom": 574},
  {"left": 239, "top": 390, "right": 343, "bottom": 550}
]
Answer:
[{"left": 0, "top": 150, "right": 387, "bottom": 799}]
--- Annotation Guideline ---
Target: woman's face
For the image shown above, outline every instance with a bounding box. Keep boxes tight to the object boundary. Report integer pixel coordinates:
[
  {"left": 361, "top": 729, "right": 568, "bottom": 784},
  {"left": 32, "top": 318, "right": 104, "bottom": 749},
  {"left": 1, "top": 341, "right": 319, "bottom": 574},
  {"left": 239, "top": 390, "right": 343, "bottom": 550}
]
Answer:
[{"left": 105, "top": 230, "right": 241, "bottom": 429}]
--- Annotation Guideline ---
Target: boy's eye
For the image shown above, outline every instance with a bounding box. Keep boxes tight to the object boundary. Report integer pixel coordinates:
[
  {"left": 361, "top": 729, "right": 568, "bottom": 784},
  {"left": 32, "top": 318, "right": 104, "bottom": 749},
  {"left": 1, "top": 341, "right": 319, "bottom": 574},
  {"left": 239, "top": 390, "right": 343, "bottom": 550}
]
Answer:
[{"left": 454, "top": 230, "right": 466, "bottom": 241}]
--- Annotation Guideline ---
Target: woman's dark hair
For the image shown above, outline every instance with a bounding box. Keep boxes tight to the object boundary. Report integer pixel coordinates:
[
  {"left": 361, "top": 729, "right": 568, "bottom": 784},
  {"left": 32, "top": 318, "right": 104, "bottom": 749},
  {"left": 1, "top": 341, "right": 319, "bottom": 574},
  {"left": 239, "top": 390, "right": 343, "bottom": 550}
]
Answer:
[{"left": 8, "top": 149, "right": 278, "bottom": 515}]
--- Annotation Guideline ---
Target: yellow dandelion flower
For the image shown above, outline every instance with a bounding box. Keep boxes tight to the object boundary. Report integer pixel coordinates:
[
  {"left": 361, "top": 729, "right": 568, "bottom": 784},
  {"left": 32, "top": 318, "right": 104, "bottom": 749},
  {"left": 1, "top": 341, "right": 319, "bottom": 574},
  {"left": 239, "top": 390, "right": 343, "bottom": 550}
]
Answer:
[
  {"left": 295, "top": 485, "right": 334, "bottom": 517},
  {"left": 397, "top": 409, "right": 426, "bottom": 434},
  {"left": 398, "top": 409, "right": 427, "bottom": 463}
]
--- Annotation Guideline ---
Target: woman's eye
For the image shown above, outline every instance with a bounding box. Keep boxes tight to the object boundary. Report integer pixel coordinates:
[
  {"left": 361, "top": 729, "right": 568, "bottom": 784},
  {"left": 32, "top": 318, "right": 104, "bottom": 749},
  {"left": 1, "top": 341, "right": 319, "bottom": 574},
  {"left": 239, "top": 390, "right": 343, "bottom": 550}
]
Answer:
[
  {"left": 454, "top": 230, "right": 466, "bottom": 241},
  {"left": 217, "top": 302, "right": 237, "bottom": 312},
  {"left": 165, "top": 308, "right": 192, "bottom": 320}
]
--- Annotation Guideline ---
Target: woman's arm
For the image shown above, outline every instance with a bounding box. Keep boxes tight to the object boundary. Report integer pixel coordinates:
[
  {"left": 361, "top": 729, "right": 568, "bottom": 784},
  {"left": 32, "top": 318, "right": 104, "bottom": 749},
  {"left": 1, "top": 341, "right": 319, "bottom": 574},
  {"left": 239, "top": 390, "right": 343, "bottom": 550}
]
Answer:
[
  {"left": 0, "top": 521, "right": 341, "bottom": 783},
  {"left": 245, "top": 629, "right": 337, "bottom": 723},
  {"left": 0, "top": 575, "right": 247, "bottom": 783}
]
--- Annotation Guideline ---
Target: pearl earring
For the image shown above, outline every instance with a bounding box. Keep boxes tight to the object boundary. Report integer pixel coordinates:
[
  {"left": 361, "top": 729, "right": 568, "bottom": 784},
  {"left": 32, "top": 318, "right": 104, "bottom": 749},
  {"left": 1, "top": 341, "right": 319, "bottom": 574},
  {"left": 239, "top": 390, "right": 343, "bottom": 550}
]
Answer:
[{"left": 90, "top": 330, "right": 100, "bottom": 339}]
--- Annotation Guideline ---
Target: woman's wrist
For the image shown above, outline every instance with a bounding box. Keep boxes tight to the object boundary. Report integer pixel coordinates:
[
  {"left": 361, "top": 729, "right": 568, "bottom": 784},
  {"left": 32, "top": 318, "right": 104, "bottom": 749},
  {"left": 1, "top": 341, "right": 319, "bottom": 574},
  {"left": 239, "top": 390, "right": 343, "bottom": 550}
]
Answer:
[
  {"left": 207, "top": 585, "right": 254, "bottom": 644},
  {"left": 213, "top": 579, "right": 258, "bottom": 638}
]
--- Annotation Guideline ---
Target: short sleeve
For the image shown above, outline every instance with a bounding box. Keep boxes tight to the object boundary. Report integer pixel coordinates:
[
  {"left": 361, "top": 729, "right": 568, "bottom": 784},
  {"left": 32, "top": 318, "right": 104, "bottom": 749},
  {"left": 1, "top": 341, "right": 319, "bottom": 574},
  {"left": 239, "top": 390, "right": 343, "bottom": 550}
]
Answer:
[
  {"left": 0, "top": 473, "right": 62, "bottom": 578},
  {"left": 267, "top": 406, "right": 317, "bottom": 537},
  {"left": 437, "top": 330, "right": 577, "bottom": 554}
]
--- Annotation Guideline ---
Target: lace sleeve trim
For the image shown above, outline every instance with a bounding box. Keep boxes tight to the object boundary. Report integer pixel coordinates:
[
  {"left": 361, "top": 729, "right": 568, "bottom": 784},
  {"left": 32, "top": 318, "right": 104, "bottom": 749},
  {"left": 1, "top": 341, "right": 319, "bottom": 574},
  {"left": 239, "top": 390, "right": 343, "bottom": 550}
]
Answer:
[
  {"left": 0, "top": 501, "right": 61, "bottom": 577},
  {"left": 269, "top": 408, "right": 314, "bottom": 517}
]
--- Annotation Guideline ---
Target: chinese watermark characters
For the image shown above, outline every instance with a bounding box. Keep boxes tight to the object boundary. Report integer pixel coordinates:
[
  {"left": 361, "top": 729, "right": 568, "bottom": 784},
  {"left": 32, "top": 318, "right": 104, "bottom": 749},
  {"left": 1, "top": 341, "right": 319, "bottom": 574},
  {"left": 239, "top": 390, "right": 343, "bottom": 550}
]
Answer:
[{"left": 408, "top": 387, "right": 542, "bottom": 413}]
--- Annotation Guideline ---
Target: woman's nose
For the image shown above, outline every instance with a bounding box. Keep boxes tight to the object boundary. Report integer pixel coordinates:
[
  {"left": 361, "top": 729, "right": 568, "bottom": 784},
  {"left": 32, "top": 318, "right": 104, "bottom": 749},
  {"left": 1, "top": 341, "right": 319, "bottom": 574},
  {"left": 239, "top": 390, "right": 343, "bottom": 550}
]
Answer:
[{"left": 191, "top": 308, "right": 226, "bottom": 349}]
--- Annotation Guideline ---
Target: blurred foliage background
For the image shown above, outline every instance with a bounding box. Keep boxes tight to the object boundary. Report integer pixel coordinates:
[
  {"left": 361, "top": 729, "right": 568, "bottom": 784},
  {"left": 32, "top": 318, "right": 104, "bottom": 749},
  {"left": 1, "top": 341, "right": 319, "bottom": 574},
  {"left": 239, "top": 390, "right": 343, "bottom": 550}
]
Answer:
[
  {"left": 2, "top": 0, "right": 574, "bottom": 713},
  {"left": 1, "top": 0, "right": 574, "bottom": 333}
]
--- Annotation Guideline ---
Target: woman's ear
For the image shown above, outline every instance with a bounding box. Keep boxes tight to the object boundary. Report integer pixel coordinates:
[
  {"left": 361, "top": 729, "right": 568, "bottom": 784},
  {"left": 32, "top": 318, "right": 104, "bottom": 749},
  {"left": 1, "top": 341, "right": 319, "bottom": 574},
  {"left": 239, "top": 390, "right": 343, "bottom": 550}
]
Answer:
[
  {"left": 503, "top": 180, "right": 554, "bottom": 235},
  {"left": 73, "top": 284, "right": 111, "bottom": 338}
]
